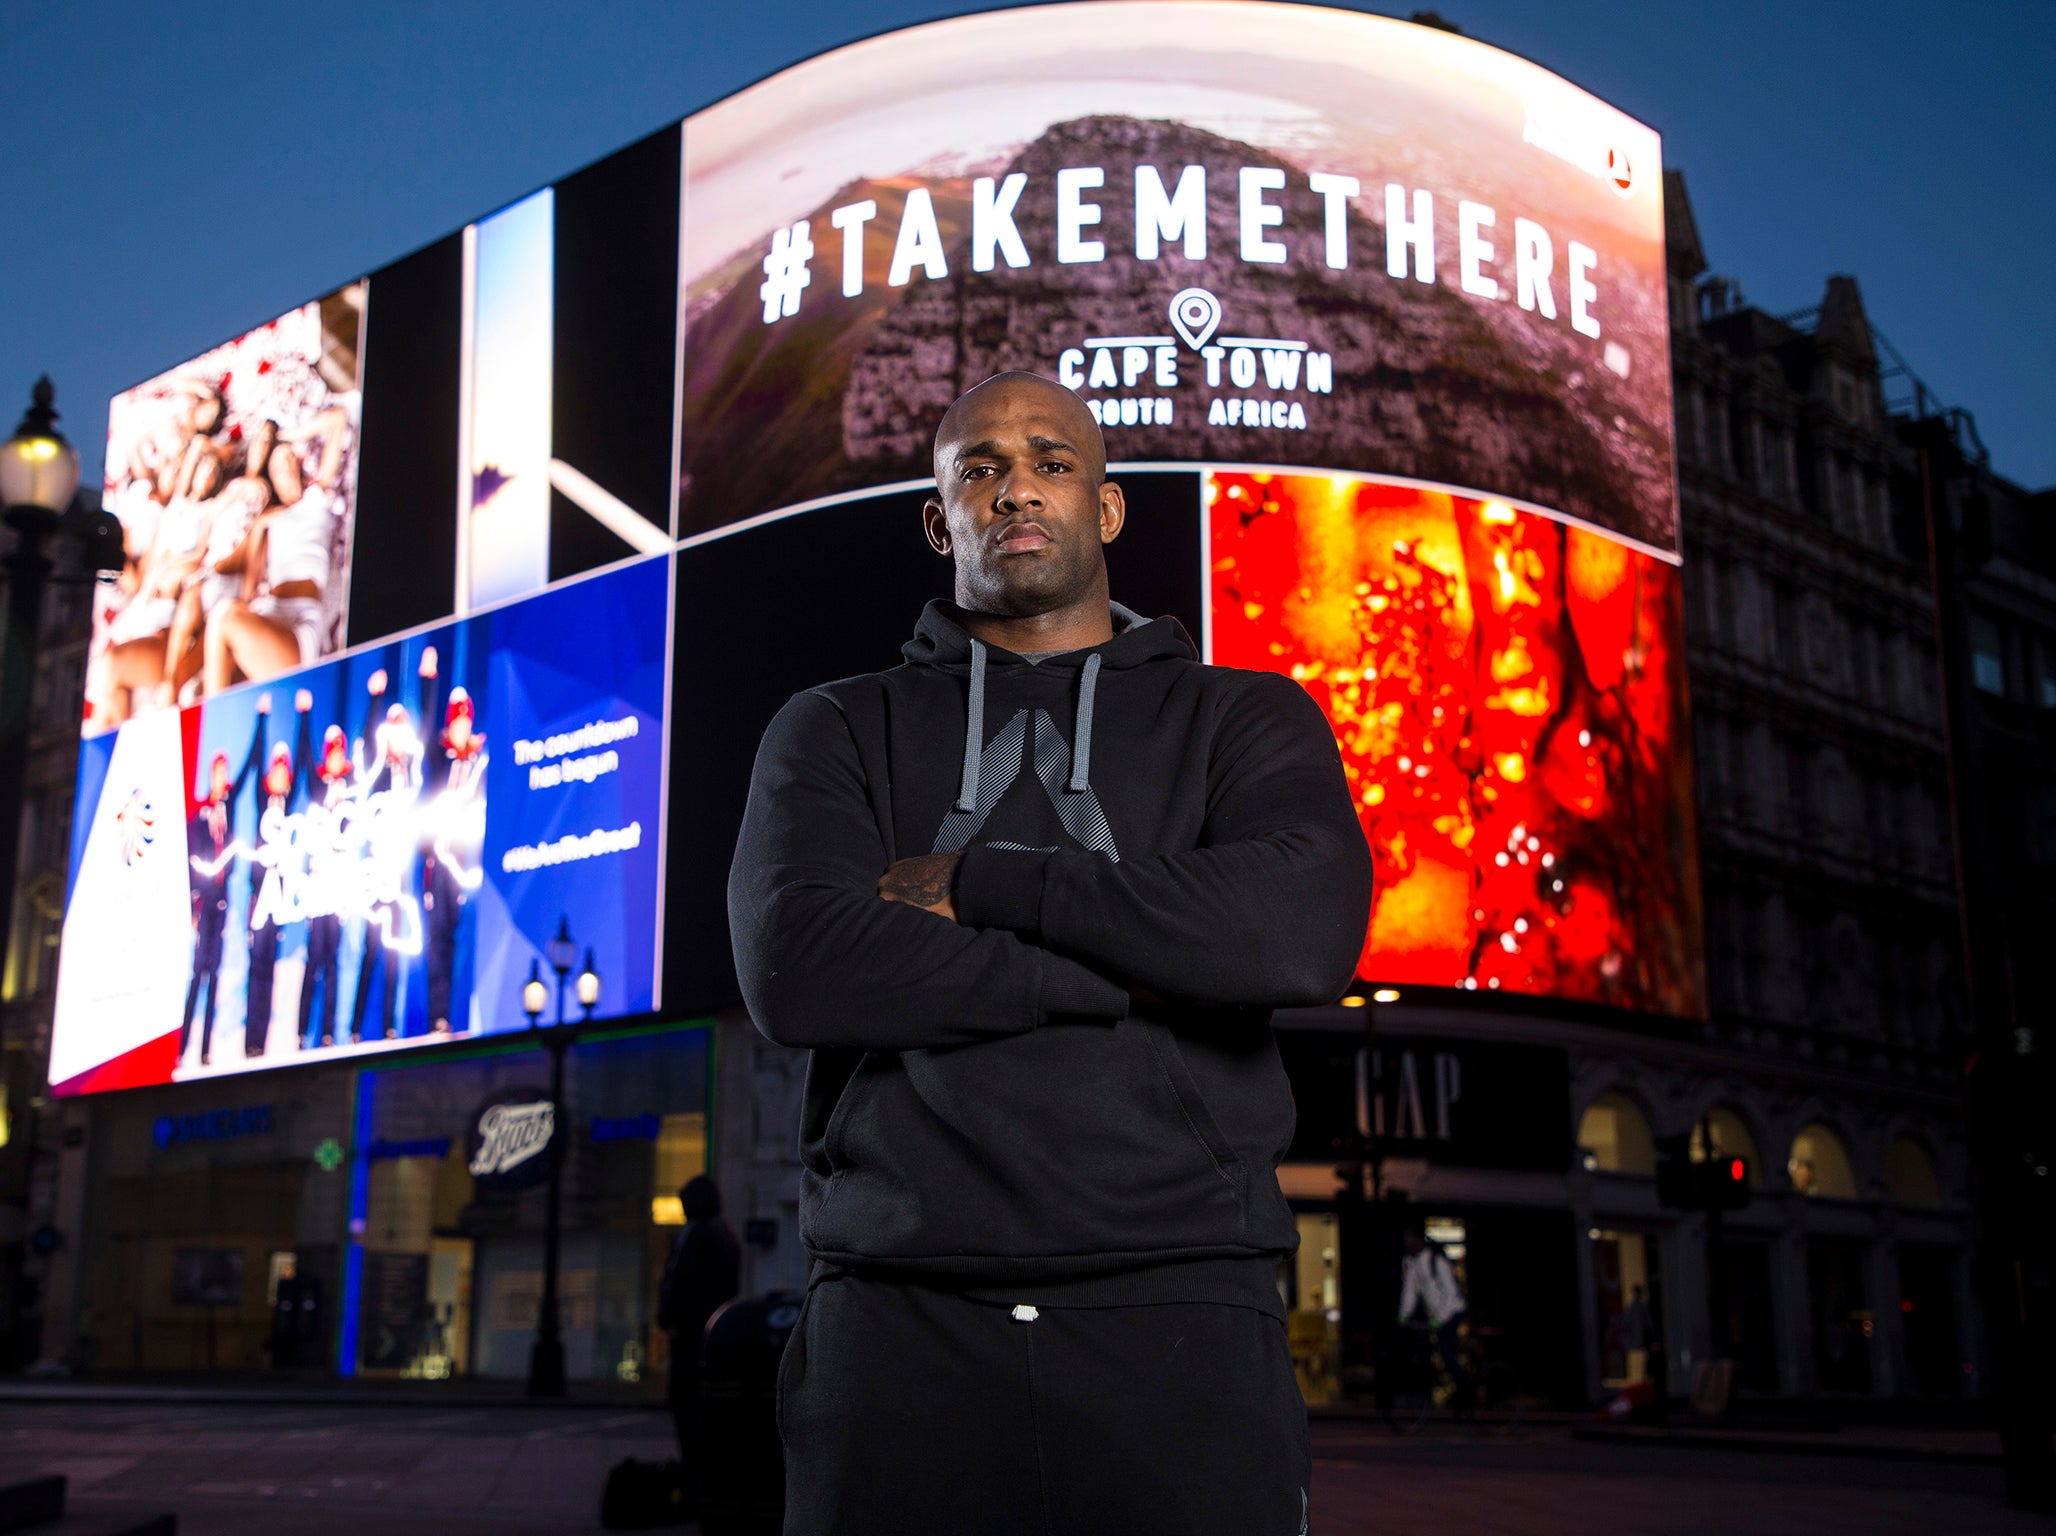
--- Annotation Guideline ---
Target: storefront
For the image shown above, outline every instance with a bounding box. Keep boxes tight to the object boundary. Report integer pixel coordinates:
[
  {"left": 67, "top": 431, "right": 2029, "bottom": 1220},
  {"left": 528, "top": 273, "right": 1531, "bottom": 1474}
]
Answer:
[
  {"left": 1570, "top": 1063, "right": 1979, "bottom": 1405},
  {"left": 1273, "top": 1010, "right": 1584, "bottom": 1409},
  {"left": 69, "top": 1067, "right": 354, "bottom": 1373},
  {"left": 59, "top": 1021, "right": 711, "bottom": 1384},
  {"left": 1270, "top": 1003, "right": 1981, "bottom": 1410}
]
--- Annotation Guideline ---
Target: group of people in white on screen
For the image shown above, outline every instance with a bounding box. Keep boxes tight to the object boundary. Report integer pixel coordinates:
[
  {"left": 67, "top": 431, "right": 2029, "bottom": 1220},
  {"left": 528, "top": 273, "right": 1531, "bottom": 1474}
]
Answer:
[{"left": 95, "top": 377, "right": 354, "bottom": 730}]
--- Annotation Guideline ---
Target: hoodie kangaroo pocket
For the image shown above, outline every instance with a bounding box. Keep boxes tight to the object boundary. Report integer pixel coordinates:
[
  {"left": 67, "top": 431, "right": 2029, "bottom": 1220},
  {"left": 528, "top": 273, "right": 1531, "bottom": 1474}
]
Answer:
[
  {"left": 1138, "top": 1021, "right": 1244, "bottom": 1187},
  {"left": 823, "top": 1052, "right": 880, "bottom": 1171}
]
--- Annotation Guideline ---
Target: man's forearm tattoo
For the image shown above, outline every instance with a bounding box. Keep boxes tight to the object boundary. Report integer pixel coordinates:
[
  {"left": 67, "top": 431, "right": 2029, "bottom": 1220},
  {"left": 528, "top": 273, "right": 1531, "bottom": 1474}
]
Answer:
[{"left": 881, "top": 852, "right": 958, "bottom": 908}]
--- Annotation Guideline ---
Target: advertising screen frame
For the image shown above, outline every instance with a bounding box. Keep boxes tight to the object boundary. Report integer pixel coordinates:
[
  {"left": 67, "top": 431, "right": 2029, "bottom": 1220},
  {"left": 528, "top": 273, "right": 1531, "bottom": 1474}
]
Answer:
[{"left": 53, "top": 2, "right": 1703, "bottom": 1100}]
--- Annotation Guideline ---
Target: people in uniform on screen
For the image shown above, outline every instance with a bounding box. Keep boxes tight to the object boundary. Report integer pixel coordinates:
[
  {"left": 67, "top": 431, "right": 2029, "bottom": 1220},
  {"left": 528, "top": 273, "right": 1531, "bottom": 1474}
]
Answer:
[
  {"left": 416, "top": 648, "right": 486, "bottom": 1036},
  {"left": 299, "top": 692, "right": 376, "bottom": 1050},
  {"left": 729, "top": 372, "right": 1371, "bottom": 1534},
  {"left": 349, "top": 667, "right": 426, "bottom": 1043},
  {"left": 182, "top": 736, "right": 260, "bottom": 1069},
  {"left": 242, "top": 688, "right": 313, "bottom": 1060}
]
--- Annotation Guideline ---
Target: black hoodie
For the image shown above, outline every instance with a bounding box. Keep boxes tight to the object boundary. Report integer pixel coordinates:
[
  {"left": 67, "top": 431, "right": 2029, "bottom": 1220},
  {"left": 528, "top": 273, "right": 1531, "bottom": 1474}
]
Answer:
[{"left": 728, "top": 600, "right": 1372, "bottom": 1314}]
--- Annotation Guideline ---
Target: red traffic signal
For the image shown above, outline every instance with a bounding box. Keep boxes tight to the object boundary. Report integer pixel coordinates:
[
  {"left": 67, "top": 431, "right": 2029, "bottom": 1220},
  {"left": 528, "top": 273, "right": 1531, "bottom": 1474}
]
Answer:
[{"left": 1728, "top": 1158, "right": 1747, "bottom": 1182}]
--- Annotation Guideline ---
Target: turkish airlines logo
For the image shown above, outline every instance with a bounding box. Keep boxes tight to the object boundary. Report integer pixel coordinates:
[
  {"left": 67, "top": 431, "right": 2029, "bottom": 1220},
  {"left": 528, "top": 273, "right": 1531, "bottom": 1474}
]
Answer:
[
  {"left": 1605, "top": 145, "right": 1635, "bottom": 198},
  {"left": 1522, "top": 96, "right": 1638, "bottom": 199},
  {"left": 469, "top": 1100, "right": 554, "bottom": 1178},
  {"left": 117, "top": 791, "right": 156, "bottom": 866}
]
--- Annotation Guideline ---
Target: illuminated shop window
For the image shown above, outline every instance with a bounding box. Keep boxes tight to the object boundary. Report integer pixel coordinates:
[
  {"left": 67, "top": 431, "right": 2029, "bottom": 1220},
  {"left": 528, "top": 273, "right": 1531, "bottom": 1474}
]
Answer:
[
  {"left": 1688, "top": 1106, "right": 1764, "bottom": 1188},
  {"left": 1577, "top": 1092, "right": 1657, "bottom": 1175},
  {"left": 1286, "top": 1212, "right": 1342, "bottom": 1408},
  {"left": 1883, "top": 1136, "right": 1942, "bottom": 1208},
  {"left": 1590, "top": 1228, "right": 1657, "bottom": 1390},
  {"left": 1787, "top": 1122, "right": 1858, "bottom": 1199},
  {"left": 1423, "top": 1216, "right": 1467, "bottom": 1266},
  {"left": 649, "top": 1111, "right": 708, "bottom": 1225}
]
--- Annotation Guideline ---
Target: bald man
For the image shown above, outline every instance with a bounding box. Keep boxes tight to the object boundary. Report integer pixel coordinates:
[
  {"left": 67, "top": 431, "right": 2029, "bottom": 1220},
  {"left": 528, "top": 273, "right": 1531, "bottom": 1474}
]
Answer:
[{"left": 730, "top": 373, "right": 1371, "bottom": 1534}]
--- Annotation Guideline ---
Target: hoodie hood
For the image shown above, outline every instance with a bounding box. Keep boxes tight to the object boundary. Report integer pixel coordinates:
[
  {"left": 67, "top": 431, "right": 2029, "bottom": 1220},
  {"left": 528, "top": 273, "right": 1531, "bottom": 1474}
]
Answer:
[
  {"left": 901, "top": 599, "right": 1196, "bottom": 673},
  {"left": 903, "top": 600, "right": 1198, "bottom": 814}
]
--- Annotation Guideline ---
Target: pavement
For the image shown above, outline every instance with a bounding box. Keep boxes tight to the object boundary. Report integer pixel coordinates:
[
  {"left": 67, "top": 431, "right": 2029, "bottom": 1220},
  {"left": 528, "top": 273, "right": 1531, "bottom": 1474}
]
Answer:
[{"left": 0, "top": 1396, "right": 2039, "bottom": 1535}]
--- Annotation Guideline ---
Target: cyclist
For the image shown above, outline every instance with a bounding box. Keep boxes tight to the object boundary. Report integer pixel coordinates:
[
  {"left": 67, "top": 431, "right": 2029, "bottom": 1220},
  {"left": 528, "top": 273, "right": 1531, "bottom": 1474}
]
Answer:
[{"left": 1398, "top": 1225, "right": 1472, "bottom": 1410}]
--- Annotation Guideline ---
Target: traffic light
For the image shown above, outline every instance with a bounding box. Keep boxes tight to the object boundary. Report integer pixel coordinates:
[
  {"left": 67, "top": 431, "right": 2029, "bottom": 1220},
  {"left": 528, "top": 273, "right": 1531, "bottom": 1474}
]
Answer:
[
  {"left": 1703, "top": 1155, "right": 1751, "bottom": 1212},
  {"left": 1655, "top": 1133, "right": 1751, "bottom": 1211}
]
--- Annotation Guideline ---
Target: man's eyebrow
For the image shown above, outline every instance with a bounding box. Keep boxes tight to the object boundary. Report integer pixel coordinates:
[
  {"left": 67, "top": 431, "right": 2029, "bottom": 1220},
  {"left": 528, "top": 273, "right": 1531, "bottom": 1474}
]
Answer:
[{"left": 950, "top": 433, "right": 1083, "bottom": 464}]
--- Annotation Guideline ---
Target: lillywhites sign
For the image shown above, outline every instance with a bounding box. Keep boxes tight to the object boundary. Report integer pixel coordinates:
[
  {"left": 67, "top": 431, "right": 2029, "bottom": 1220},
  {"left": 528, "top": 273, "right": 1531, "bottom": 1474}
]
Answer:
[{"left": 466, "top": 1093, "right": 555, "bottom": 1189}]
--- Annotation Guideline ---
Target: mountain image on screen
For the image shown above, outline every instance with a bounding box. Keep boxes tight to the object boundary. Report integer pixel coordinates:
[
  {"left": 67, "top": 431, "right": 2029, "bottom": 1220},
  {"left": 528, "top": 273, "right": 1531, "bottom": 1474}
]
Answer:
[{"left": 679, "top": 115, "right": 1674, "bottom": 550}]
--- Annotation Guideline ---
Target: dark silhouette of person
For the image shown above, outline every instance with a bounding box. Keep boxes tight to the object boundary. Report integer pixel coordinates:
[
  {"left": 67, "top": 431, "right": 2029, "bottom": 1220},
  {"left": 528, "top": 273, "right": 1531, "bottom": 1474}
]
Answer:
[
  {"left": 182, "top": 728, "right": 260, "bottom": 1067},
  {"left": 657, "top": 1176, "right": 741, "bottom": 1490},
  {"left": 243, "top": 689, "right": 313, "bottom": 1057}
]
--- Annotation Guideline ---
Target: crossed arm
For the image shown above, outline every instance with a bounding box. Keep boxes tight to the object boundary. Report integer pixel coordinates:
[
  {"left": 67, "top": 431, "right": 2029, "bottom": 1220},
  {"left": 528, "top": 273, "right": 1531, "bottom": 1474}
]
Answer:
[
  {"left": 733, "top": 678, "right": 1371, "bottom": 1054},
  {"left": 730, "top": 692, "right": 1128, "bottom": 1053}
]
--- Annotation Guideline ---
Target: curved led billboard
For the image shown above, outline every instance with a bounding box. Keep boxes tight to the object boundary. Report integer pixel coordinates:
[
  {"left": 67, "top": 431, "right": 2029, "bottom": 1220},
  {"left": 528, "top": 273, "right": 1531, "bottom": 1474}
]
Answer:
[
  {"left": 679, "top": 2, "right": 1674, "bottom": 556},
  {"left": 55, "top": 1, "right": 1702, "bottom": 1098}
]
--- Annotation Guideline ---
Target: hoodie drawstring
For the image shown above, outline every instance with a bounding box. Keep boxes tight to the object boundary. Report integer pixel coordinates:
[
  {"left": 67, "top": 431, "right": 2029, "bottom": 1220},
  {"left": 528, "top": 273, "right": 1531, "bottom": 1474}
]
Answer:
[
  {"left": 958, "top": 640, "right": 1100, "bottom": 809},
  {"left": 1069, "top": 652, "right": 1101, "bottom": 793},
  {"left": 956, "top": 639, "right": 988, "bottom": 812}
]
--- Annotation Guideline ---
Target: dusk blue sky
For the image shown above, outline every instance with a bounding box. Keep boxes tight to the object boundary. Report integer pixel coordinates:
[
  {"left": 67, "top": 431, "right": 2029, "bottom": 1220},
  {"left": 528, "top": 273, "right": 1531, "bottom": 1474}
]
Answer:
[{"left": 6, "top": 0, "right": 2050, "bottom": 490}]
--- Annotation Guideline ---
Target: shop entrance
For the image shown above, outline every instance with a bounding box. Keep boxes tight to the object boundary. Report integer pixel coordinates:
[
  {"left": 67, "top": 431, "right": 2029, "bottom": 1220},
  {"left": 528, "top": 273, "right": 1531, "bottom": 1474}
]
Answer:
[
  {"left": 1720, "top": 1236, "right": 1781, "bottom": 1391},
  {"left": 1808, "top": 1240, "right": 1875, "bottom": 1395},
  {"left": 1284, "top": 1212, "right": 1341, "bottom": 1405},
  {"left": 1590, "top": 1229, "right": 1664, "bottom": 1391},
  {"left": 360, "top": 1151, "right": 475, "bottom": 1378},
  {"left": 1897, "top": 1244, "right": 1960, "bottom": 1397}
]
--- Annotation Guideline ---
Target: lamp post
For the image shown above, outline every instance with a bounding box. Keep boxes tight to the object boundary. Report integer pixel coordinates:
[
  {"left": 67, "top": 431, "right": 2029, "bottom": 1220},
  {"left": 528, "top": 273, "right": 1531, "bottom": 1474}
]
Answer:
[
  {"left": 524, "top": 919, "right": 598, "bottom": 1399},
  {"left": 0, "top": 379, "right": 85, "bottom": 1010}
]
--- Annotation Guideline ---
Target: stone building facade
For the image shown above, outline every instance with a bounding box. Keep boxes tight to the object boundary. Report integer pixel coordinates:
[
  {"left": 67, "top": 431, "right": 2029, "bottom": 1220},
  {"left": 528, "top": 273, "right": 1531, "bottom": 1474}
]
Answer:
[{"left": 0, "top": 501, "right": 99, "bottom": 1368}]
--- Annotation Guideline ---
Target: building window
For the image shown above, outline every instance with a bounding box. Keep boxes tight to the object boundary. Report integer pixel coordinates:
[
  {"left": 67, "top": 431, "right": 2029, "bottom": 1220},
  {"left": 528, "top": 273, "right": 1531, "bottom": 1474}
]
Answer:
[
  {"left": 1883, "top": 1136, "right": 1943, "bottom": 1208},
  {"left": 1788, "top": 1122, "right": 1859, "bottom": 1199},
  {"left": 1969, "top": 615, "right": 2006, "bottom": 696},
  {"left": 1577, "top": 1092, "right": 1657, "bottom": 1175}
]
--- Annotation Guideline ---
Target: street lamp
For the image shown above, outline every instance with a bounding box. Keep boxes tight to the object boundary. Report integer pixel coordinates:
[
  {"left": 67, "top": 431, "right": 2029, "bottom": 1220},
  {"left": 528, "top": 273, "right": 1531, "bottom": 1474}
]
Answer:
[
  {"left": 525, "top": 920, "right": 598, "bottom": 1399},
  {"left": 0, "top": 380, "right": 118, "bottom": 1052},
  {"left": 0, "top": 378, "right": 81, "bottom": 514}
]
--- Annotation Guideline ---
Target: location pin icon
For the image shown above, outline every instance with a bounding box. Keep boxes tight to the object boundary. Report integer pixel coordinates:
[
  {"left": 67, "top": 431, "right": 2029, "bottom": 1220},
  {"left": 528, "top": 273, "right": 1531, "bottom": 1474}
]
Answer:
[{"left": 1169, "top": 287, "right": 1222, "bottom": 352}]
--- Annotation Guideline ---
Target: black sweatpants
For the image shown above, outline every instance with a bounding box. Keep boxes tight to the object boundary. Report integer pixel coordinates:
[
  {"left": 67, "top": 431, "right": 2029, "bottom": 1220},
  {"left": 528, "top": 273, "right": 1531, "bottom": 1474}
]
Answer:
[{"left": 778, "top": 1272, "right": 1311, "bottom": 1536}]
